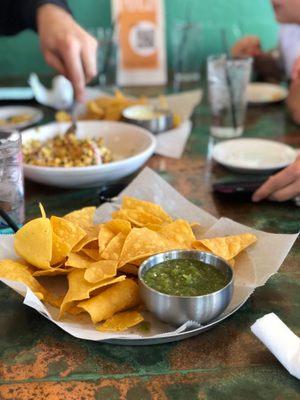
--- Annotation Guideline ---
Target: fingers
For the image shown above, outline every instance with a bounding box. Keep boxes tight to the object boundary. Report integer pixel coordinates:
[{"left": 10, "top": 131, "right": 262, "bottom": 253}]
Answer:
[
  {"left": 44, "top": 50, "right": 66, "bottom": 76},
  {"left": 81, "top": 39, "right": 98, "bottom": 83},
  {"left": 60, "top": 37, "right": 86, "bottom": 102},
  {"left": 252, "top": 166, "right": 296, "bottom": 202},
  {"left": 269, "top": 182, "right": 300, "bottom": 201}
]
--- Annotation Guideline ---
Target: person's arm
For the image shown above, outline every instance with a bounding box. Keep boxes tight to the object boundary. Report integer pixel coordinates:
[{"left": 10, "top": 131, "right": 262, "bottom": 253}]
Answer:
[{"left": 0, "top": 0, "right": 71, "bottom": 35}]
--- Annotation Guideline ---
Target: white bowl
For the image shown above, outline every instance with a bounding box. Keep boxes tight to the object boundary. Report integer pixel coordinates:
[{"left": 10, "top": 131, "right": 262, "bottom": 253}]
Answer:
[{"left": 22, "top": 121, "right": 156, "bottom": 188}]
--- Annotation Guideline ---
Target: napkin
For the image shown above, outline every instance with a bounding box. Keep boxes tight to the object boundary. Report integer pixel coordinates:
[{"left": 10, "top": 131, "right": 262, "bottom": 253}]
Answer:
[
  {"left": 251, "top": 313, "right": 300, "bottom": 379},
  {"left": 28, "top": 73, "right": 73, "bottom": 109},
  {"left": 84, "top": 88, "right": 202, "bottom": 159}
]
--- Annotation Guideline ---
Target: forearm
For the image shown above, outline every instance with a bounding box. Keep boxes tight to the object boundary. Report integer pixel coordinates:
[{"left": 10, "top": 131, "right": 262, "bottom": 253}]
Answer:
[{"left": 0, "top": 0, "right": 71, "bottom": 36}]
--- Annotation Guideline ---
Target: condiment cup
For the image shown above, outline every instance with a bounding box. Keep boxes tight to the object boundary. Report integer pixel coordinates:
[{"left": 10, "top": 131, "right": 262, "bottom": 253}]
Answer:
[
  {"left": 122, "top": 105, "right": 173, "bottom": 134},
  {"left": 138, "top": 250, "right": 234, "bottom": 326}
]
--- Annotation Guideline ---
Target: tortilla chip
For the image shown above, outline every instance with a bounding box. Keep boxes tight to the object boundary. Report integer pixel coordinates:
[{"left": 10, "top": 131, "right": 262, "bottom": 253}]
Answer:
[
  {"left": 51, "top": 216, "right": 86, "bottom": 247},
  {"left": 118, "top": 264, "right": 139, "bottom": 276},
  {"left": 14, "top": 217, "right": 52, "bottom": 269},
  {"left": 97, "top": 310, "right": 144, "bottom": 332},
  {"left": 196, "top": 233, "right": 257, "bottom": 261},
  {"left": 51, "top": 232, "right": 70, "bottom": 266},
  {"left": 105, "top": 219, "right": 131, "bottom": 235},
  {"left": 112, "top": 209, "right": 165, "bottom": 227},
  {"left": 80, "top": 248, "right": 102, "bottom": 261},
  {"left": 59, "top": 269, "right": 126, "bottom": 316},
  {"left": 118, "top": 228, "right": 180, "bottom": 268},
  {"left": 65, "top": 253, "right": 94, "bottom": 269},
  {"left": 159, "top": 220, "right": 195, "bottom": 248},
  {"left": 78, "top": 279, "right": 140, "bottom": 324},
  {"left": 122, "top": 196, "right": 172, "bottom": 222},
  {"left": 33, "top": 266, "right": 74, "bottom": 277},
  {"left": 101, "top": 232, "right": 127, "bottom": 261},
  {"left": 84, "top": 260, "right": 117, "bottom": 283},
  {"left": 98, "top": 225, "right": 115, "bottom": 253},
  {"left": 0, "top": 260, "right": 46, "bottom": 299},
  {"left": 63, "top": 207, "right": 96, "bottom": 229},
  {"left": 39, "top": 203, "right": 47, "bottom": 218}
]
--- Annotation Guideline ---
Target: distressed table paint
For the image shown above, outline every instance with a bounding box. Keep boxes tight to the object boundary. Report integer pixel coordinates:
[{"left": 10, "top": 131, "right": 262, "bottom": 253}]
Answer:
[{"left": 0, "top": 92, "right": 299, "bottom": 400}]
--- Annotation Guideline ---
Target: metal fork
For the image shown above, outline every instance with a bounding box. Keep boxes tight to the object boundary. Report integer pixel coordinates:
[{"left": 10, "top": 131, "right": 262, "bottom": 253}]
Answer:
[{"left": 65, "top": 101, "right": 78, "bottom": 135}]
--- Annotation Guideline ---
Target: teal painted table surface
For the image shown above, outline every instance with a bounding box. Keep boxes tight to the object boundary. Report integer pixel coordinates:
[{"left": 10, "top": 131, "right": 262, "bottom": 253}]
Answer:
[{"left": 0, "top": 88, "right": 299, "bottom": 400}]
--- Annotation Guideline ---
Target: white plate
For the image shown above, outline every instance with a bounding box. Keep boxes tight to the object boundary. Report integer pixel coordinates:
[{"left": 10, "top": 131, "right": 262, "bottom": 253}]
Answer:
[
  {"left": 212, "top": 138, "right": 297, "bottom": 173},
  {"left": 22, "top": 121, "right": 156, "bottom": 188},
  {"left": 0, "top": 106, "right": 43, "bottom": 130},
  {"left": 247, "top": 83, "right": 288, "bottom": 104}
]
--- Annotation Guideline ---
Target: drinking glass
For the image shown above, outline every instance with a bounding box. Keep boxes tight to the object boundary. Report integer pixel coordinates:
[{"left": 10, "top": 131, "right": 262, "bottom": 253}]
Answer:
[
  {"left": 172, "top": 22, "right": 202, "bottom": 90},
  {"left": 0, "top": 131, "right": 24, "bottom": 229},
  {"left": 207, "top": 55, "right": 252, "bottom": 139},
  {"left": 90, "top": 27, "right": 117, "bottom": 87}
]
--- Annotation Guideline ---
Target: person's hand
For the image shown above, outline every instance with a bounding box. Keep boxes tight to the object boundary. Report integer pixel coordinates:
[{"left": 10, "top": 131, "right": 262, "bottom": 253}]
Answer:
[
  {"left": 252, "top": 155, "right": 300, "bottom": 202},
  {"left": 291, "top": 56, "right": 300, "bottom": 81},
  {"left": 36, "top": 4, "right": 98, "bottom": 101},
  {"left": 231, "top": 36, "right": 262, "bottom": 59}
]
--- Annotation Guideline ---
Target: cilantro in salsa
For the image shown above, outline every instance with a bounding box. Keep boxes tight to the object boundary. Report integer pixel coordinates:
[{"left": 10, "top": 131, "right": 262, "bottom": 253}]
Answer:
[{"left": 143, "top": 259, "right": 228, "bottom": 296}]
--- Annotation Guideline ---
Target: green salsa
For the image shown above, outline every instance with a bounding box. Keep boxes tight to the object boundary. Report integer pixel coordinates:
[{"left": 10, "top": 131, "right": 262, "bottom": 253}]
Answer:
[{"left": 143, "top": 259, "right": 228, "bottom": 296}]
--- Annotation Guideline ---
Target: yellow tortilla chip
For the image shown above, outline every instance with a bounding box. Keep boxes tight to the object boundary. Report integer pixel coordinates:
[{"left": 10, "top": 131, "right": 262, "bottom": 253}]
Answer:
[
  {"left": 33, "top": 266, "right": 74, "bottom": 277},
  {"left": 14, "top": 217, "right": 52, "bottom": 269},
  {"left": 105, "top": 219, "right": 131, "bottom": 235},
  {"left": 118, "top": 228, "right": 180, "bottom": 268},
  {"left": 112, "top": 209, "right": 165, "bottom": 227},
  {"left": 51, "top": 216, "right": 86, "bottom": 248},
  {"left": 159, "top": 220, "right": 195, "bottom": 248},
  {"left": 78, "top": 279, "right": 140, "bottom": 324},
  {"left": 98, "top": 225, "right": 115, "bottom": 253},
  {"left": 65, "top": 253, "right": 94, "bottom": 269},
  {"left": 122, "top": 196, "right": 172, "bottom": 222},
  {"left": 80, "top": 248, "right": 102, "bottom": 261},
  {"left": 60, "top": 269, "right": 126, "bottom": 316},
  {"left": 84, "top": 260, "right": 117, "bottom": 283},
  {"left": 97, "top": 311, "right": 144, "bottom": 332},
  {"left": 197, "top": 233, "right": 257, "bottom": 261},
  {"left": 63, "top": 207, "right": 96, "bottom": 229},
  {"left": 39, "top": 203, "right": 47, "bottom": 218},
  {"left": 51, "top": 232, "right": 71, "bottom": 265},
  {"left": 118, "top": 264, "right": 139, "bottom": 275},
  {"left": 101, "top": 232, "right": 127, "bottom": 261},
  {"left": 0, "top": 260, "right": 46, "bottom": 299}
]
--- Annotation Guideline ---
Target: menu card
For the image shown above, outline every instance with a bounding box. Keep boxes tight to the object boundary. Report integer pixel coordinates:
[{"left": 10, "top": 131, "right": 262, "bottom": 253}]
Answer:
[{"left": 112, "top": 0, "right": 167, "bottom": 86}]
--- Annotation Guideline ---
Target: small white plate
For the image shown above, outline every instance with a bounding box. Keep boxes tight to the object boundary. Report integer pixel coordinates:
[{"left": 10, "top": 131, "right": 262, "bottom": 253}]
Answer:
[
  {"left": 0, "top": 106, "right": 43, "bottom": 131},
  {"left": 22, "top": 121, "right": 156, "bottom": 188},
  {"left": 247, "top": 83, "right": 288, "bottom": 104},
  {"left": 212, "top": 138, "right": 297, "bottom": 173}
]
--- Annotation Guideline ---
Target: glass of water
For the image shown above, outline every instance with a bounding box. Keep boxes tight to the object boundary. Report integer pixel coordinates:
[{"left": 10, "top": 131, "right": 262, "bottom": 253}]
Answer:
[
  {"left": 0, "top": 131, "right": 24, "bottom": 229},
  {"left": 207, "top": 55, "right": 252, "bottom": 139},
  {"left": 172, "top": 22, "right": 202, "bottom": 90},
  {"left": 90, "top": 27, "right": 117, "bottom": 88}
]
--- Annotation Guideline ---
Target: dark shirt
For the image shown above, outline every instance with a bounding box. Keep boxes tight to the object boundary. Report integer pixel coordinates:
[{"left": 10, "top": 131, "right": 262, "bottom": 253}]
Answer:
[{"left": 0, "top": 0, "right": 71, "bottom": 36}]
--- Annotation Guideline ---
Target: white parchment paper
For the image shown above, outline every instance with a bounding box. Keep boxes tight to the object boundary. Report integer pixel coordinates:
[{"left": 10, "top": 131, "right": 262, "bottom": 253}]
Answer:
[{"left": 0, "top": 168, "right": 298, "bottom": 341}]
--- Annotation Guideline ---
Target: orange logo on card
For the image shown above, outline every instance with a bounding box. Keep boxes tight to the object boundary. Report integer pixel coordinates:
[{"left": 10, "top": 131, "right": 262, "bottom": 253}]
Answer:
[{"left": 118, "top": 0, "right": 158, "bottom": 69}]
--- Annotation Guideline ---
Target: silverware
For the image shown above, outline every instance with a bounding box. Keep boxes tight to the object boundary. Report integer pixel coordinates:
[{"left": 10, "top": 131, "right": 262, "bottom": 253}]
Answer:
[
  {"left": 122, "top": 105, "right": 173, "bottom": 135},
  {"left": 139, "top": 250, "right": 234, "bottom": 326},
  {"left": 65, "top": 101, "right": 78, "bottom": 135}
]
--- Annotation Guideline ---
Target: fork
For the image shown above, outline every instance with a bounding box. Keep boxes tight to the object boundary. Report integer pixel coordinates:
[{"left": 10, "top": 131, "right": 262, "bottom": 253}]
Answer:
[{"left": 65, "top": 101, "right": 78, "bottom": 135}]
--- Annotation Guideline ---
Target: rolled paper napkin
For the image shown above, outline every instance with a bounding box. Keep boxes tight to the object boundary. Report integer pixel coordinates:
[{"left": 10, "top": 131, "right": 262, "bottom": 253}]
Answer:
[
  {"left": 251, "top": 313, "right": 300, "bottom": 379},
  {"left": 28, "top": 73, "right": 73, "bottom": 110}
]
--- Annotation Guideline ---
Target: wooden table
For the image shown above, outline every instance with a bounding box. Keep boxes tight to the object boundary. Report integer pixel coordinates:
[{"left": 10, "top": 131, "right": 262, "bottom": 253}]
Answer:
[{"left": 0, "top": 92, "right": 299, "bottom": 400}]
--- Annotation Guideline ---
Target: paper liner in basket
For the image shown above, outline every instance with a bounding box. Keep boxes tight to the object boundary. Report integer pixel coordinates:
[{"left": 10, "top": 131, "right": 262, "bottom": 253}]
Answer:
[{"left": 0, "top": 168, "right": 298, "bottom": 341}]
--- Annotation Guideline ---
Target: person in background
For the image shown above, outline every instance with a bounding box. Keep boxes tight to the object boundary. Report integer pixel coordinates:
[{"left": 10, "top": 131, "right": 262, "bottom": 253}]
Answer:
[
  {"left": 231, "top": 0, "right": 300, "bottom": 203},
  {"left": 0, "top": 0, "right": 98, "bottom": 101}
]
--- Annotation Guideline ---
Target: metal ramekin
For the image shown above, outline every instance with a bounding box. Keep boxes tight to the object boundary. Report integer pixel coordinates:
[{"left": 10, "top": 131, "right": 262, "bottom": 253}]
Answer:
[
  {"left": 122, "top": 105, "right": 173, "bottom": 135},
  {"left": 138, "top": 250, "right": 234, "bottom": 326}
]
